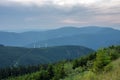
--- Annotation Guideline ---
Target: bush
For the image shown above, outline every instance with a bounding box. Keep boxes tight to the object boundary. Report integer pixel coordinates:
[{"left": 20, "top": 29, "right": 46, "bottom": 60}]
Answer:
[
  {"left": 104, "top": 63, "right": 113, "bottom": 72},
  {"left": 72, "top": 59, "right": 79, "bottom": 69},
  {"left": 93, "top": 49, "right": 111, "bottom": 72}
]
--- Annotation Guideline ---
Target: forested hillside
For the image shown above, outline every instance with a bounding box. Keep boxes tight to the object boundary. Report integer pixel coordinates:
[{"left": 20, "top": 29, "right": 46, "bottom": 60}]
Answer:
[
  {"left": 0, "top": 45, "right": 93, "bottom": 68},
  {"left": 0, "top": 45, "right": 119, "bottom": 80}
]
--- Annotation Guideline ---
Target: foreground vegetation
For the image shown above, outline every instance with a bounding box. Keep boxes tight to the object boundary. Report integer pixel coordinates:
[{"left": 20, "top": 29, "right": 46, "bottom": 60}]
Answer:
[
  {"left": 0, "top": 45, "right": 120, "bottom": 80},
  {"left": 64, "top": 56, "right": 120, "bottom": 80}
]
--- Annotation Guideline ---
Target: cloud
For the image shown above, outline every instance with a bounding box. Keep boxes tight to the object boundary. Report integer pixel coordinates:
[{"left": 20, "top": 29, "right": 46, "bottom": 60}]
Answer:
[
  {"left": 0, "top": 0, "right": 95, "bottom": 6},
  {"left": 0, "top": 0, "right": 119, "bottom": 7},
  {"left": 0, "top": 0, "right": 120, "bottom": 31}
]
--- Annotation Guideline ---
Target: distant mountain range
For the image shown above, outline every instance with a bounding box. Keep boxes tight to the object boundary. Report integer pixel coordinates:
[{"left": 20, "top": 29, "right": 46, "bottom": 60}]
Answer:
[
  {"left": 0, "top": 45, "right": 93, "bottom": 68},
  {"left": 0, "top": 26, "right": 120, "bottom": 49}
]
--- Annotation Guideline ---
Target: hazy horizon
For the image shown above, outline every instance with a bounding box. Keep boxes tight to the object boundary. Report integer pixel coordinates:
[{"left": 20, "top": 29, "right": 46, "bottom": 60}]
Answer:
[{"left": 0, "top": 26, "right": 120, "bottom": 33}]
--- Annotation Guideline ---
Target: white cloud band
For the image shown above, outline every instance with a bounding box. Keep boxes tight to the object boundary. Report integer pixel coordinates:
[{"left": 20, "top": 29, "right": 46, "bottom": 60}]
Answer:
[{"left": 0, "top": 0, "right": 119, "bottom": 8}]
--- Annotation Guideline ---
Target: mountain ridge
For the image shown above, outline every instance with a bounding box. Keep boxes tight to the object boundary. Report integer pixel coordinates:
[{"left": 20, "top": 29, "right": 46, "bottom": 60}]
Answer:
[{"left": 0, "top": 26, "right": 120, "bottom": 49}]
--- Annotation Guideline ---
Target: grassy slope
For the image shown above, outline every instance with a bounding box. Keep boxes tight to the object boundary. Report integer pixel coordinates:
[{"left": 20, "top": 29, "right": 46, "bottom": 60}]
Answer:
[{"left": 64, "top": 58, "right": 120, "bottom": 80}]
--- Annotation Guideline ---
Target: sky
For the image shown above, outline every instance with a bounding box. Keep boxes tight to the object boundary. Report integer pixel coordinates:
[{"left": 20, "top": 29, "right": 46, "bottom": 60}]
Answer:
[{"left": 0, "top": 0, "right": 120, "bottom": 32}]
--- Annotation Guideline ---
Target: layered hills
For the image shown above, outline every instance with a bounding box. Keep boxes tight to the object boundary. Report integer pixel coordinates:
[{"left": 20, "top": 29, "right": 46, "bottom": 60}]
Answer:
[{"left": 0, "top": 26, "right": 120, "bottom": 49}]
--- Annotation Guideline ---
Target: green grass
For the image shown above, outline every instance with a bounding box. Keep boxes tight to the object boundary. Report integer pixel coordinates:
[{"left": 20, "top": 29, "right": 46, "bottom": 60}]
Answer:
[{"left": 64, "top": 58, "right": 120, "bottom": 80}]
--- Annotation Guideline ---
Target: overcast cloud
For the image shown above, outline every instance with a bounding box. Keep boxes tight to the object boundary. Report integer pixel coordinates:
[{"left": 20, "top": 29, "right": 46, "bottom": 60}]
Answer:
[{"left": 0, "top": 0, "right": 120, "bottom": 31}]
